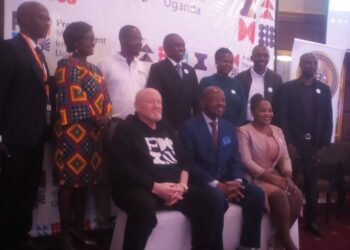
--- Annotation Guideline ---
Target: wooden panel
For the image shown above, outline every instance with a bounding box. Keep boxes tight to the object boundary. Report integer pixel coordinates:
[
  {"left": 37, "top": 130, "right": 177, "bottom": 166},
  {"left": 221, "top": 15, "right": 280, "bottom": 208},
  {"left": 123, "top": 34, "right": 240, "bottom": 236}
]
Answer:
[{"left": 276, "top": 11, "right": 327, "bottom": 51}]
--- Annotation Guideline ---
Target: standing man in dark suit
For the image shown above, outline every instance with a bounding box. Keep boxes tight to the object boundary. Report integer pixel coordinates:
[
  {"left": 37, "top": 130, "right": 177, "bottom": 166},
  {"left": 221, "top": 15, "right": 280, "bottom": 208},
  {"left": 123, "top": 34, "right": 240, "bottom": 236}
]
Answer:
[
  {"left": 147, "top": 33, "right": 198, "bottom": 129},
  {"left": 0, "top": 2, "right": 52, "bottom": 249},
  {"left": 179, "top": 86, "right": 264, "bottom": 250},
  {"left": 276, "top": 53, "right": 333, "bottom": 236},
  {"left": 234, "top": 45, "right": 282, "bottom": 121}
]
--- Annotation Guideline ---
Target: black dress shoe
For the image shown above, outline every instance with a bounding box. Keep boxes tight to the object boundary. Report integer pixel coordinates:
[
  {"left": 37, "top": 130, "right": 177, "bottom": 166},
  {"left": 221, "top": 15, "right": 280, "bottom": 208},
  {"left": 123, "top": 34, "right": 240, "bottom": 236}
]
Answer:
[
  {"left": 61, "top": 236, "right": 77, "bottom": 250},
  {"left": 70, "top": 228, "right": 96, "bottom": 245},
  {"left": 18, "top": 238, "right": 44, "bottom": 250},
  {"left": 306, "top": 223, "right": 323, "bottom": 237}
]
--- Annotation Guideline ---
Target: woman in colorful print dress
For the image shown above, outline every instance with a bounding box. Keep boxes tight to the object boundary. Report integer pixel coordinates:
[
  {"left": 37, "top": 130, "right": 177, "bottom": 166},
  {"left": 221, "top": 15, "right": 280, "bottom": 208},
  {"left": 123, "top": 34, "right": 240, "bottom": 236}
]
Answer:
[{"left": 53, "top": 21, "right": 111, "bottom": 250}]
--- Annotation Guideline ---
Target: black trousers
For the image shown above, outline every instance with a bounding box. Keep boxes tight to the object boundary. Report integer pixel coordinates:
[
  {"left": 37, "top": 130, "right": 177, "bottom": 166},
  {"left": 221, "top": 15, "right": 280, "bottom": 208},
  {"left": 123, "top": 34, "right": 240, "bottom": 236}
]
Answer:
[
  {"left": 205, "top": 180, "right": 265, "bottom": 248},
  {"left": 295, "top": 141, "right": 319, "bottom": 225},
  {"left": 0, "top": 143, "right": 44, "bottom": 248},
  {"left": 114, "top": 185, "right": 224, "bottom": 250}
]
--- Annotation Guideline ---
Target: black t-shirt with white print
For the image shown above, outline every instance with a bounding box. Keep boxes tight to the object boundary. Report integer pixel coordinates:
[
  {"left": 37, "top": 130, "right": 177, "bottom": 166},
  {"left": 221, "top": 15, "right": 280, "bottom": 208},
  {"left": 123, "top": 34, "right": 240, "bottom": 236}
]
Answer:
[{"left": 107, "top": 114, "right": 188, "bottom": 192}]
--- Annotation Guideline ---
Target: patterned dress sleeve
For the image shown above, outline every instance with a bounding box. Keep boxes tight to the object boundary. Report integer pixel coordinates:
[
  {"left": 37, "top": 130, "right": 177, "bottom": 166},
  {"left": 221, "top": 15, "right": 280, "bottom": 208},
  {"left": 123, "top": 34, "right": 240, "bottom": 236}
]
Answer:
[
  {"left": 99, "top": 71, "right": 112, "bottom": 115},
  {"left": 55, "top": 59, "right": 94, "bottom": 126}
]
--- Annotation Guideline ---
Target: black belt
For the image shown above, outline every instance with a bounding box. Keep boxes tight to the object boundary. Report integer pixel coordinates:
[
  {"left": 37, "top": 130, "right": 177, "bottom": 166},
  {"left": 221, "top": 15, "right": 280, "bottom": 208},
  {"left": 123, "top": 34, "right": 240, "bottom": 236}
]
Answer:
[{"left": 304, "top": 133, "right": 312, "bottom": 140}]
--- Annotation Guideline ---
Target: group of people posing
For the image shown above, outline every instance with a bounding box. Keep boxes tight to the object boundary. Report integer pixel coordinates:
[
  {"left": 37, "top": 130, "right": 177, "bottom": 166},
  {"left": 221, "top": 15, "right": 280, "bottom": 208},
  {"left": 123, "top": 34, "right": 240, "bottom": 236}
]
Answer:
[{"left": 0, "top": 2, "right": 333, "bottom": 250}]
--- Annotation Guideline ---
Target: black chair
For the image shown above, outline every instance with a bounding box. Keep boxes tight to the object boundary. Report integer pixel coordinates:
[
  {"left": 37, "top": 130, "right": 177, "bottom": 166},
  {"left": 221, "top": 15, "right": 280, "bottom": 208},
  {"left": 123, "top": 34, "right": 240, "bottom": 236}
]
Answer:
[
  {"left": 329, "top": 142, "right": 350, "bottom": 218},
  {"left": 293, "top": 147, "right": 338, "bottom": 223}
]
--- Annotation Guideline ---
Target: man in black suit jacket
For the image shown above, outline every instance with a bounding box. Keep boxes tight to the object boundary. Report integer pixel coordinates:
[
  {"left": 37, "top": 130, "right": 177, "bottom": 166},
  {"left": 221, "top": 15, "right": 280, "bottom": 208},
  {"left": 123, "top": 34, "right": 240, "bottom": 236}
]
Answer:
[
  {"left": 0, "top": 2, "right": 52, "bottom": 249},
  {"left": 234, "top": 45, "right": 282, "bottom": 121},
  {"left": 147, "top": 33, "right": 198, "bottom": 129},
  {"left": 275, "top": 53, "right": 333, "bottom": 236}
]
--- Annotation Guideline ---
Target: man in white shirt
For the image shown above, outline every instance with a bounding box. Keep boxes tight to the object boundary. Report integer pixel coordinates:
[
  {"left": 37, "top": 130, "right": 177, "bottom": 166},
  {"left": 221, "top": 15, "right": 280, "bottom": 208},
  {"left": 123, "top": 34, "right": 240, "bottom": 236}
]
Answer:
[
  {"left": 234, "top": 45, "right": 283, "bottom": 121},
  {"left": 99, "top": 25, "right": 150, "bottom": 121},
  {"left": 96, "top": 25, "right": 150, "bottom": 229}
]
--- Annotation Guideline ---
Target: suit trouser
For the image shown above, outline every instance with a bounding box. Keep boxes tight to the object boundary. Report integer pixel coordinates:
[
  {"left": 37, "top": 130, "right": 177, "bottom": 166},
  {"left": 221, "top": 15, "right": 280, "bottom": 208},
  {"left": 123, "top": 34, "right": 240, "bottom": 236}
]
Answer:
[
  {"left": 298, "top": 143, "right": 319, "bottom": 226},
  {"left": 0, "top": 143, "right": 44, "bottom": 248},
  {"left": 206, "top": 181, "right": 265, "bottom": 248},
  {"left": 113, "top": 185, "right": 224, "bottom": 250}
]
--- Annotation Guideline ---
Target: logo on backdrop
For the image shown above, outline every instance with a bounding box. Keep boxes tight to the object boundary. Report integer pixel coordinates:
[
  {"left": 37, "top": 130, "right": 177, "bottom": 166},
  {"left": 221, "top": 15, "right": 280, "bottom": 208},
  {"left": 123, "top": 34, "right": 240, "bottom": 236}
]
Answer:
[
  {"left": 296, "top": 51, "right": 338, "bottom": 97},
  {"left": 260, "top": 0, "right": 274, "bottom": 21},
  {"left": 258, "top": 24, "right": 275, "bottom": 48},
  {"left": 314, "top": 51, "right": 339, "bottom": 96},
  {"left": 145, "top": 137, "right": 178, "bottom": 165},
  {"left": 194, "top": 52, "right": 207, "bottom": 70},
  {"left": 238, "top": 18, "right": 255, "bottom": 44},
  {"left": 163, "top": 0, "right": 202, "bottom": 15},
  {"left": 140, "top": 44, "right": 154, "bottom": 62},
  {"left": 57, "top": 0, "right": 78, "bottom": 5}
]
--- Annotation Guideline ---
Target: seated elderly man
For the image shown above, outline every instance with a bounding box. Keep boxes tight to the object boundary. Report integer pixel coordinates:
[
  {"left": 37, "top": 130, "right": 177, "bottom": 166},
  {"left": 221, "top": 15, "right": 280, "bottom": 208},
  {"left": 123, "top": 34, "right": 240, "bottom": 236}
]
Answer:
[
  {"left": 179, "top": 86, "right": 265, "bottom": 250},
  {"left": 106, "top": 88, "right": 224, "bottom": 250}
]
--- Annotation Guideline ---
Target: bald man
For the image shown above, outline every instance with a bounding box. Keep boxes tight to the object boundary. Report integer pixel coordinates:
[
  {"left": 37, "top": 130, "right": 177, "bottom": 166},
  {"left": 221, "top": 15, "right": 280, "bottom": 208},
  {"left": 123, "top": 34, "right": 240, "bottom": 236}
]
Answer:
[
  {"left": 179, "top": 86, "right": 264, "bottom": 250},
  {"left": 275, "top": 53, "right": 333, "bottom": 236},
  {"left": 234, "top": 45, "right": 283, "bottom": 122},
  {"left": 107, "top": 88, "right": 224, "bottom": 250},
  {"left": 0, "top": 2, "right": 52, "bottom": 249}
]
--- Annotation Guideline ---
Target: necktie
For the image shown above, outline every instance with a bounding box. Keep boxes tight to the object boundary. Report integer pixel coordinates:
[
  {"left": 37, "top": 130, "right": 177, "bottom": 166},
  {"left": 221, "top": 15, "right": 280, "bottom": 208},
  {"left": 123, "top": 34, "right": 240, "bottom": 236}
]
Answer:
[
  {"left": 35, "top": 47, "right": 45, "bottom": 64},
  {"left": 35, "top": 47, "right": 51, "bottom": 125},
  {"left": 34, "top": 47, "right": 48, "bottom": 81},
  {"left": 175, "top": 63, "right": 183, "bottom": 79},
  {"left": 209, "top": 121, "right": 218, "bottom": 147}
]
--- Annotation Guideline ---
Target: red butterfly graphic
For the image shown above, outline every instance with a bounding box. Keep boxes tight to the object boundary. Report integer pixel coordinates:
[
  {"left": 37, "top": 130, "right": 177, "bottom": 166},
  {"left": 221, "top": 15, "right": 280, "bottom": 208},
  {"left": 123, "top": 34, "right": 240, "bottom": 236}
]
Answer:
[{"left": 238, "top": 18, "right": 255, "bottom": 44}]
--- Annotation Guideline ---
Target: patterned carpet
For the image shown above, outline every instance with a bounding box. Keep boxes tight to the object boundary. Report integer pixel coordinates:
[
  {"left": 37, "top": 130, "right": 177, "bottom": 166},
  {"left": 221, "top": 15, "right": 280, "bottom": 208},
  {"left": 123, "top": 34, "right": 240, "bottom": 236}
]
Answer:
[{"left": 299, "top": 203, "right": 350, "bottom": 250}]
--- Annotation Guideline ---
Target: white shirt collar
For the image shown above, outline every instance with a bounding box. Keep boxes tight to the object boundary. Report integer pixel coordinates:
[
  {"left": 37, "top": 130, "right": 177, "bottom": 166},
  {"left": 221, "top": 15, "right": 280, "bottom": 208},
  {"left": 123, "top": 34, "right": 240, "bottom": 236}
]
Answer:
[
  {"left": 202, "top": 112, "right": 218, "bottom": 124},
  {"left": 250, "top": 67, "right": 267, "bottom": 78},
  {"left": 114, "top": 52, "right": 138, "bottom": 64},
  {"left": 167, "top": 57, "right": 182, "bottom": 67},
  {"left": 202, "top": 112, "right": 219, "bottom": 134}
]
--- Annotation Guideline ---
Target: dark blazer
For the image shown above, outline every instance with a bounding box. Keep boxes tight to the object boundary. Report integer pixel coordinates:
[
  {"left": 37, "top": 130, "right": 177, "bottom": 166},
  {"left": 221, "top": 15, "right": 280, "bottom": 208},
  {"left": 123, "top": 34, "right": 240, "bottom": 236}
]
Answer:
[
  {"left": 275, "top": 78, "right": 333, "bottom": 150},
  {"left": 147, "top": 58, "right": 198, "bottom": 129},
  {"left": 0, "top": 34, "right": 50, "bottom": 145},
  {"left": 234, "top": 68, "right": 283, "bottom": 102},
  {"left": 179, "top": 114, "right": 243, "bottom": 185}
]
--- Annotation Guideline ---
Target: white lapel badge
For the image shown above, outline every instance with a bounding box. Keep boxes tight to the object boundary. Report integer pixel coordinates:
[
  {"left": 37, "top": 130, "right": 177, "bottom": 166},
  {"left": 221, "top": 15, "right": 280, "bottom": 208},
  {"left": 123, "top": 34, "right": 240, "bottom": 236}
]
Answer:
[
  {"left": 183, "top": 68, "right": 189, "bottom": 74},
  {"left": 231, "top": 89, "right": 236, "bottom": 94},
  {"left": 316, "top": 88, "right": 321, "bottom": 94},
  {"left": 268, "top": 87, "right": 273, "bottom": 93},
  {"left": 222, "top": 136, "right": 231, "bottom": 145}
]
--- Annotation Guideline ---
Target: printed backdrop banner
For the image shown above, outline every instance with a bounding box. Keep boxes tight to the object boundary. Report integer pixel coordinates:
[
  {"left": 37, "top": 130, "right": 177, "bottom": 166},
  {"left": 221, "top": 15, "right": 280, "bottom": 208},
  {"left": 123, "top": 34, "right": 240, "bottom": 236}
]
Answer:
[
  {"left": 290, "top": 38, "right": 346, "bottom": 142},
  {"left": 3, "top": 0, "right": 276, "bottom": 236}
]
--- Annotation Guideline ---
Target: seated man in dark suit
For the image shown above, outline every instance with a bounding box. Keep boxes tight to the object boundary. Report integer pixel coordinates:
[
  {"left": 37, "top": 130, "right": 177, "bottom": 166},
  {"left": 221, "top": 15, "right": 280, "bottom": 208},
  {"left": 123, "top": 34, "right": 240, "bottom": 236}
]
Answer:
[
  {"left": 147, "top": 33, "right": 198, "bottom": 129},
  {"left": 179, "top": 86, "right": 265, "bottom": 250},
  {"left": 106, "top": 88, "right": 224, "bottom": 250}
]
